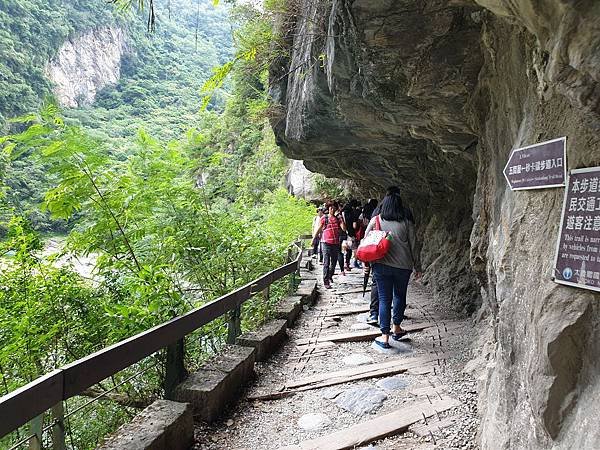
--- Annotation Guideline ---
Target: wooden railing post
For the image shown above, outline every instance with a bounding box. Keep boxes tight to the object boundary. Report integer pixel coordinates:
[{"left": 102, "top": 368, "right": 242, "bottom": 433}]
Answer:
[
  {"left": 164, "top": 339, "right": 186, "bottom": 399},
  {"left": 226, "top": 305, "right": 242, "bottom": 344},
  {"left": 286, "top": 248, "right": 294, "bottom": 294},
  {"left": 51, "top": 402, "right": 66, "bottom": 450},
  {"left": 28, "top": 413, "right": 43, "bottom": 450},
  {"left": 296, "top": 240, "right": 302, "bottom": 276}
]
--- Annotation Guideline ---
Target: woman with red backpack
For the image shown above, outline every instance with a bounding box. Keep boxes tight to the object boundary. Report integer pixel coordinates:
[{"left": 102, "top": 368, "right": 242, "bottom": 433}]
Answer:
[{"left": 363, "top": 188, "right": 422, "bottom": 349}]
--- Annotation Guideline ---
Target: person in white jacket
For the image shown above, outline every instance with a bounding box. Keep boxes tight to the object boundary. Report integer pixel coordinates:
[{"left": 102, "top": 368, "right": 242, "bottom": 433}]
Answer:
[{"left": 311, "top": 207, "right": 325, "bottom": 262}]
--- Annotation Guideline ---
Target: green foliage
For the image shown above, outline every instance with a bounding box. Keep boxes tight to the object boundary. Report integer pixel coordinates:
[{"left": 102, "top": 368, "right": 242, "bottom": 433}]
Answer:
[
  {"left": 0, "top": 216, "right": 112, "bottom": 391},
  {"left": 201, "top": 1, "right": 283, "bottom": 108},
  {"left": 0, "top": 1, "right": 315, "bottom": 448},
  {"left": 313, "top": 173, "right": 348, "bottom": 200}
]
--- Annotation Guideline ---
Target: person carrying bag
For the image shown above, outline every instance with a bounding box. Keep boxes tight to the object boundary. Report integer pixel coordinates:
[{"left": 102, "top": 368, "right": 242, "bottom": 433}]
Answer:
[{"left": 362, "top": 187, "right": 422, "bottom": 349}]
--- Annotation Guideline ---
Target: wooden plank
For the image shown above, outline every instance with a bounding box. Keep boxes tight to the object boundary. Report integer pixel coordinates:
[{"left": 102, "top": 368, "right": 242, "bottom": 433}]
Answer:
[
  {"left": 295, "top": 341, "right": 336, "bottom": 350},
  {"left": 334, "top": 288, "right": 365, "bottom": 295},
  {"left": 290, "top": 365, "right": 415, "bottom": 393},
  {"left": 278, "top": 397, "right": 460, "bottom": 450},
  {"left": 324, "top": 306, "right": 370, "bottom": 317},
  {"left": 248, "top": 357, "right": 443, "bottom": 402},
  {"left": 410, "top": 386, "right": 448, "bottom": 399},
  {"left": 286, "top": 355, "right": 441, "bottom": 390},
  {"left": 410, "top": 416, "right": 457, "bottom": 437},
  {"left": 247, "top": 368, "right": 417, "bottom": 402},
  {"left": 0, "top": 370, "right": 63, "bottom": 439},
  {"left": 295, "top": 322, "right": 434, "bottom": 346},
  {"left": 247, "top": 391, "right": 296, "bottom": 402}
]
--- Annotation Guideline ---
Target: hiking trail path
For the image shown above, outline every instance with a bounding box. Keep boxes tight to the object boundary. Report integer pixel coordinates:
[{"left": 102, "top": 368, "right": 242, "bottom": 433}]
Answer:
[{"left": 193, "top": 261, "right": 480, "bottom": 450}]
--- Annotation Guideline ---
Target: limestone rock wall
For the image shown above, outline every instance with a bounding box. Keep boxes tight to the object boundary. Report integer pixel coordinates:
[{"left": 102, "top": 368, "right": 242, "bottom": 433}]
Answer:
[
  {"left": 470, "top": 3, "right": 600, "bottom": 449},
  {"left": 286, "top": 160, "right": 318, "bottom": 201},
  {"left": 46, "top": 27, "right": 127, "bottom": 107},
  {"left": 270, "top": 0, "right": 600, "bottom": 448}
]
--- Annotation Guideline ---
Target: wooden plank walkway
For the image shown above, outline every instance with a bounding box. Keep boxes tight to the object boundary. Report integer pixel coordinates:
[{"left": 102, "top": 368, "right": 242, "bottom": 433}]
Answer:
[{"left": 193, "top": 262, "right": 470, "bottom": 450}]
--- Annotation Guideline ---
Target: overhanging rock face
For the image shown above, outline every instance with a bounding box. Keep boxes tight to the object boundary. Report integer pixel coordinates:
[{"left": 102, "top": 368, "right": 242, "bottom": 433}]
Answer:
[
  {"left": 271, "top": 0, "right": 483, "bottom": 314},
  {"left": 270, "top": 0, "right": 600, "bottom": 448},
  {"left": 271, "top": 0, "right": 482, "bottom": 201}
]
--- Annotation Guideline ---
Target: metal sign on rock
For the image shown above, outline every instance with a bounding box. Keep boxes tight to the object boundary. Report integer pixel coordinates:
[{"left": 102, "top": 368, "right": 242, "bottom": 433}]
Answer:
[
  {"left": 553, "top": 167, "right": 600, "bottom": 292},
  {"left": 503, "top": 137, "right": 566, "bottom": 190}
]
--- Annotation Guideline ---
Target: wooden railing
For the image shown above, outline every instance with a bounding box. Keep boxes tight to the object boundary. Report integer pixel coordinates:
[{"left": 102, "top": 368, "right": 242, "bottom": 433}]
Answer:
[{"left": 0, "top": 238, "right": 306, "bottom": 446}]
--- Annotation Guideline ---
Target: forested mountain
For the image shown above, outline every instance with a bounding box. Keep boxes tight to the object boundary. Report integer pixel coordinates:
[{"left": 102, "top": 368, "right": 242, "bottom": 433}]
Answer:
[
  {"left": 0, "top": 0, "right": 118, "bottom": 123},
  {"left": 0, "top": 0, "right": 232, "bottom": 125},
  {"left": 1, "top": 0, "right": 234, "bottom": 231},
  {"left": 65, "top": 0, "right": 234, "bottom": 144}
]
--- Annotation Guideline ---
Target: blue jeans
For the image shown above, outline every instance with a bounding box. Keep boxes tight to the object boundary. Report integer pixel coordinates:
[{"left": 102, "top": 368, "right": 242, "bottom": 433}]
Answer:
[{"left": 372, "top": 263, "right": 412, "bottom": 335}]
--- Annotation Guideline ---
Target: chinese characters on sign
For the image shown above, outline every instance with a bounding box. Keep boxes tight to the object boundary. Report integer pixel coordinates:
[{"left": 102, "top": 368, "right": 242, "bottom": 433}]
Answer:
[
  {"left": 503, "top": 137, "right": 566, "bottom": 190},
  {"left": 554, "top": 167, "right": 600, "bottom": 292}
]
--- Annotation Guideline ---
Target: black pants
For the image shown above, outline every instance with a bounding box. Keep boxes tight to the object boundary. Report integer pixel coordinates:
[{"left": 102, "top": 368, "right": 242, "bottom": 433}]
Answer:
[
  {"left": 312, "top": 236, "right": 322, "bottom": 261},
  {"left": 322, "top": 243, "right": 339, "bottom": 282},
  {"left": 337, "top": 243, "right": 351, "bottom": 270},
  {"left": 337, "top": 244, "right": 345, "bottom": 271},
  {"left": 370, "top": 278, "right": 379, "bottom": 318}
]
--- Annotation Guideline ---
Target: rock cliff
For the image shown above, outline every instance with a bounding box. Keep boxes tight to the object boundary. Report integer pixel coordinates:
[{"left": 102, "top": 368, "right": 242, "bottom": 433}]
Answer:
[
  {"left": 269, "top": 0, "right": 600, "bottom": 448},
  {"left": 46, "top": 27, "right": 127, "bottom": 107},
  {"left": 286, "top": 160, "right": 318, "bottom": 200}
]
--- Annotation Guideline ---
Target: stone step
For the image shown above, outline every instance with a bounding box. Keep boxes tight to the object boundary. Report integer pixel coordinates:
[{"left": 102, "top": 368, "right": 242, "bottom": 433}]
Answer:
[
  {"left": 299, "top": 268, "right": 317, "bottom": 280},
  {"left": 236, "top": 319, "right": 288, "bottom": 362},
  {"left": 296, "top": 279, "right": 318, "bottom": 305},
  {"left": 173, "top": 345, "right": 255, "bottom": 423},
  {"left": 97, "top": 400, "right": 193, "bottom": 450},
  {"left": 274, "top": 295, "right": 303, "bottom": 327}
]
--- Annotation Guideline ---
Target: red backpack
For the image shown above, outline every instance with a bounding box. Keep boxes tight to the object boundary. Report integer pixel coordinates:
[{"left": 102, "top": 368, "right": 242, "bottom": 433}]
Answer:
[{"left": 356, "top": 216, "right": 391, "bottom": 262}]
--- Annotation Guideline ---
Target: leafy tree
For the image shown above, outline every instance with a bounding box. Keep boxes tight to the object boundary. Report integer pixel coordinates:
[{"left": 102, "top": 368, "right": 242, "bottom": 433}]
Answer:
[{"left": 0, "top": 1, "right": 317, "bottom": 448}]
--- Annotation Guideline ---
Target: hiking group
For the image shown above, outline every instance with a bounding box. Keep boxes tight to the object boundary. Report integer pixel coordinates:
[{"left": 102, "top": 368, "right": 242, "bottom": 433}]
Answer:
[{"left": 311, "top": 187, "right": 423, "bottom": 350}]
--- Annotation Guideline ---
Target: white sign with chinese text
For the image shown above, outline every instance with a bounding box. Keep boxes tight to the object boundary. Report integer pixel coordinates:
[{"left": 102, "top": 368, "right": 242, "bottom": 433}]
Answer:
[{"left": 554, "top": 166, "right": 600, "bottom": 292}]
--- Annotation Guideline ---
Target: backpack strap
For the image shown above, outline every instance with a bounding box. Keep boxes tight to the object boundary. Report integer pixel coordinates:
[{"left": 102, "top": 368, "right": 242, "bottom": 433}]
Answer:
[{"left": 375, "top": 215, "right": 381, "bottom": 231}]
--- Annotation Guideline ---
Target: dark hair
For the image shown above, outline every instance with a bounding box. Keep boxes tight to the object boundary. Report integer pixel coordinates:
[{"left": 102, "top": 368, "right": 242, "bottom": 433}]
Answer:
[
  {"left": 362, "top": 199, "right": 378, "bottom": 220},
  {"left": 325, "top": 201, "right": 339, "bottom": 209},
  {"left": 385, "top": 186, "right": 401, "bottom": 196},
  {"left": 379, "top": 187, "right": 406, "bottom": 222}
]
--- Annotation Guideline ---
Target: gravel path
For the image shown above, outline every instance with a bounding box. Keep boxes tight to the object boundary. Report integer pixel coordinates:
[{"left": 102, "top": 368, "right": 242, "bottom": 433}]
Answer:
[{"left": 193, "top": 262, "right": 480, "bottom": 450}]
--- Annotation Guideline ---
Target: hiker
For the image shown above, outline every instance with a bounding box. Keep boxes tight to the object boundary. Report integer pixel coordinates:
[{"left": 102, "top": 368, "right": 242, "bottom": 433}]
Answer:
[
  {"left": 342, "top": 200, "right": 359, "bottom": 270},
  {"left": 364, "top": 187, "right": 422, "bottom": 349},
  {"left": 365, "top": 193, "right": 416, "bottom": 326},
  {"left": 355, "top": 199, "right": 377, "bottom": 269},
  {"left": 334, "top": 206, "right": 352, "bottom": 276},
  {"left": 362, "top": 200, "right": 380, "bottom": 325},
  {"left": 311, "top": 207, "right": 325, "bottom": 262},
  {"left": 313, "top": 201, "right": 346, "bottom": 289}
]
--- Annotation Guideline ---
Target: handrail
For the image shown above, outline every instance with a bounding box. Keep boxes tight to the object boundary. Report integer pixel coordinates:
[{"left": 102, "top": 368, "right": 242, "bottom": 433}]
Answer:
[{"left": 0, "top": 242, "right": 304, "bottom": 439}]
